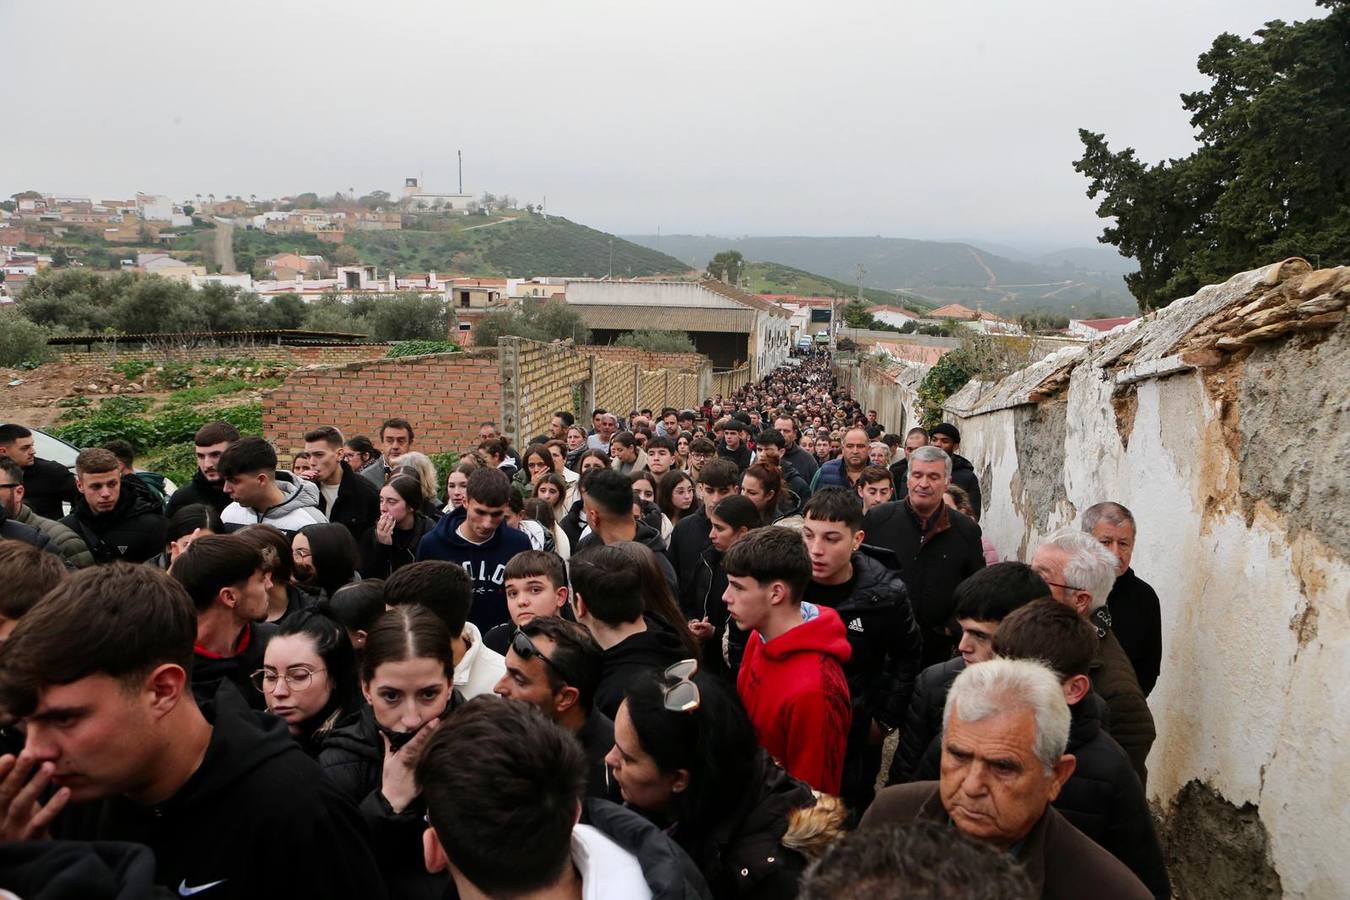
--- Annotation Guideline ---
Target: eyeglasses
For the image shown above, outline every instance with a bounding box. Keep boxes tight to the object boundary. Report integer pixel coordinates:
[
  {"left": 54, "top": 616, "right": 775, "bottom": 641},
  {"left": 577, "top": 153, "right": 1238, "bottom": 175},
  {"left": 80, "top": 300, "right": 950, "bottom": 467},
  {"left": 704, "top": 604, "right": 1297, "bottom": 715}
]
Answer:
[
  {"left": 251, "top": 666, "right": 325, "bottom": 693},
  {"left": 0, "top": 483, "right": 17, "bottom": 491},
  {"left": 1042, "top": 581, "right": 1084, "bottom": 593},
  {"left": 293, "top": 547, "right": 313, "bottom": 559},
  {"left": 661, "top": 659, "right": 700, "bottom": 713},
  {"left": 512, "top": 630, "right": 577, "bottom": 685}
]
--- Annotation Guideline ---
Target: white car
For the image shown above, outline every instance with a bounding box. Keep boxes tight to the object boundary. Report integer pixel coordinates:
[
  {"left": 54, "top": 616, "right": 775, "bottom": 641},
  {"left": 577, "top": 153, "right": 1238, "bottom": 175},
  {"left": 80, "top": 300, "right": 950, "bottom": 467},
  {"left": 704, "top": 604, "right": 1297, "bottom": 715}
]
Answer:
[{"left": 27, "top": 427, "right": 178, "bottom": 513}]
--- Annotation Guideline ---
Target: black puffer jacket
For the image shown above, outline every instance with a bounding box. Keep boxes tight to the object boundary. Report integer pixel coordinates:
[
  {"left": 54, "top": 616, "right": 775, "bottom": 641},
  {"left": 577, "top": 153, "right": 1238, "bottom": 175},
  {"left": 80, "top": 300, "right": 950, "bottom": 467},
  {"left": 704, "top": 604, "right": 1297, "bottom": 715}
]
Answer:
[
  {"left": 576, "top": 520, "right": 678, "bottom": 593},
  {"left": 807, "top": 551, "right": 923, "bottom": 732},
  {"left": 581, "top": 799, "right": 713, "bottom": 900},
  {"left": 673, "top": 750, "right": 818, "bottom": 900},
  {"left": 60, "top": 475, "right": 167, "bottom": 564},
  {"left": 559, "top": 497, "right": 588, "bottom": 549},
  {"left": 887, "top": 656, "right": 965, "bottom": 785},
  {"left": 166, "top": 468, "right": 232, "bottom": 517},
  {"left": 594, "top": 615, "right": 689, "bottom": 719},
  {"left": 912, "top": 693, "right": 1170, "bottom": 899},
  {"left": 318, "top": 699, "right": 464, "bottom": 900},
  {"left": 322, "top": 462, "right": 382, "bottom": 541}
]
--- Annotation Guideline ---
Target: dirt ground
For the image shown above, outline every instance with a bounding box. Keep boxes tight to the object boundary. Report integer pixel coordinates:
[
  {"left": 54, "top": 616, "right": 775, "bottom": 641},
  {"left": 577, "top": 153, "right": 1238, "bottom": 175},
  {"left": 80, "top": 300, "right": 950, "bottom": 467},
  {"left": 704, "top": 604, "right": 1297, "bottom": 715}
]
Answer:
[{"left": 1, "top": 360, "right": 169, "bottom": 428}]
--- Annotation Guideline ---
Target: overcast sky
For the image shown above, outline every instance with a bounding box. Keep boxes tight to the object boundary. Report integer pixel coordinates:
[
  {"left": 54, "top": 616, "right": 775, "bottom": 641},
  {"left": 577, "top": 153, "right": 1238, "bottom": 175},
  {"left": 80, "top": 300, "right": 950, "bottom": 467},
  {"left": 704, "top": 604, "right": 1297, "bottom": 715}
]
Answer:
[{"left": 0, "top": 0, "right": 1326, "bottom": 249}]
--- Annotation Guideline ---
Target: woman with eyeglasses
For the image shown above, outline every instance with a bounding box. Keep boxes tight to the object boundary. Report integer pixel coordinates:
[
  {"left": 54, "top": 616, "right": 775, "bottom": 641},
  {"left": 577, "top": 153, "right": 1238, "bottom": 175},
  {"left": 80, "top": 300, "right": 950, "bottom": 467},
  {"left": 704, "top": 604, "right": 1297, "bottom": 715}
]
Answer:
[
  {"left": 319, "top": 605, "right": 463, "bottom": 900},
  {"left": 607, "top": 664, "right": 842, "bottom": 899},
  {"left": 255, "top": 610, "right": 362, "bottom": 757},
  {"left": 358, "top": 475, "right": 436, "bottom": 579},
  {"left": 657, "top": 469, "right": 699, "bottom": 530}
]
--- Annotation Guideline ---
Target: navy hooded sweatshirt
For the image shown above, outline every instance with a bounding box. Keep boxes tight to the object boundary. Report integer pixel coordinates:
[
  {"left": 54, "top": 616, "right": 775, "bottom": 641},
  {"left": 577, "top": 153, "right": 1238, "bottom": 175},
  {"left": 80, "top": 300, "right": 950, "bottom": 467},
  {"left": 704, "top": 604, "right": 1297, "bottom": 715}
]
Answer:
[{"left": 415, "top": 506, "right": 533, "bottom": 630}]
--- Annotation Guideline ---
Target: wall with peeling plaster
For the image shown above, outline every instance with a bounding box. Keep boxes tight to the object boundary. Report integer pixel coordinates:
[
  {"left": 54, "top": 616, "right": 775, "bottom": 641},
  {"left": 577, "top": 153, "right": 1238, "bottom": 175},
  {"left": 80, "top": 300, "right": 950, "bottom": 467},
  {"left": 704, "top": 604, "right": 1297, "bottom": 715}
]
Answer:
[{"left": 943, "top": 260, "right": 1349, "bottom": 899}]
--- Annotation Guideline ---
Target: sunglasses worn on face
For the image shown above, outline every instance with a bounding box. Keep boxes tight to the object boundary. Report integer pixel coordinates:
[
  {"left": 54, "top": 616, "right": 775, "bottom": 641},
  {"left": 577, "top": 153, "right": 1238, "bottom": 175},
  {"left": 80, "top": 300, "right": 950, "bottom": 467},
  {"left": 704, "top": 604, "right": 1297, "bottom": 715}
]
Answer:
[{"left": 662, "top": 658, "right": 700, "bottom": 713}]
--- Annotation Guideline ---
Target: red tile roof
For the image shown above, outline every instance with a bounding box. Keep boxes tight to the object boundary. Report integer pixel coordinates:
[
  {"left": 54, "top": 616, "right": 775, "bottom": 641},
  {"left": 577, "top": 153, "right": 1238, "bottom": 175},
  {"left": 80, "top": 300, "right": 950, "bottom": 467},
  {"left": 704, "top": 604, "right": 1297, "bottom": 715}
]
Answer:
[{"left": 1075, "top": 316, "right": 1138, "bottom": 332}]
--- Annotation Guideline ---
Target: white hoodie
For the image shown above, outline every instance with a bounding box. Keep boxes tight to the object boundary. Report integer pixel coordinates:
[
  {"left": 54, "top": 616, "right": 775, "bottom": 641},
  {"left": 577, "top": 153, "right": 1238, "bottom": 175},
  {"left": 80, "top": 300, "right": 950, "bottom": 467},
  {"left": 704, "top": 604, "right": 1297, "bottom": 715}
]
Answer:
[
  {"left": 221, "top": 478, "right": 328, "bottom": 535},
  {"left": 455, "top": 622, "right": 506, "bottom": 699}
]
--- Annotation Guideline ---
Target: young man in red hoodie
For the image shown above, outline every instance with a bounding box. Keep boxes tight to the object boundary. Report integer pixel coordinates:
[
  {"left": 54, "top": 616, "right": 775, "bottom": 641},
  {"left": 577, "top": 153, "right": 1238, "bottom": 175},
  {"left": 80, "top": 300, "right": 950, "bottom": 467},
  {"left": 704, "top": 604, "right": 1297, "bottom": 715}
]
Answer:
[{"left": 724, "top": 525, "right": 853, "bottom": 794}]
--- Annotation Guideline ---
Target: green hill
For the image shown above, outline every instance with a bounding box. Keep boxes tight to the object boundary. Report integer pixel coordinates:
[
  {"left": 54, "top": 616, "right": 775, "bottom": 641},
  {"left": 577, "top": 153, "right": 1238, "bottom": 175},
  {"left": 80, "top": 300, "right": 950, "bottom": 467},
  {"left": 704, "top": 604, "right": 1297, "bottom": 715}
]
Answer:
[
  {"left": 344, "top": 215, "right": 691, "bottom": 278},
  {"left": 625, "top": 233, "right": 1138, "bottom": 317},
  {"left": 745, "top": 261, "right": 932, "bottom": 309}
]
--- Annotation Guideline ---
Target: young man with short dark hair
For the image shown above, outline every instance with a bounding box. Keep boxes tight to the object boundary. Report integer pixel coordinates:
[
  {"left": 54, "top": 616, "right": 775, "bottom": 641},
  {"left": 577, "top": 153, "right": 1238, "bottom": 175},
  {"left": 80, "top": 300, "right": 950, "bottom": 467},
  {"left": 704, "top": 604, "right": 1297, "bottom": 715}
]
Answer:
[
  {"left": 686, "top": 436, "right": 717, "bottom": 481},
  {"left": 303, "top": 425, "right": 380, "bottom": 540},
  {"left": 385, "top": 561, "right": 507, "bottom": 699},
  {"left": 482, "top": 550, "right": 569, "bottom": 655},
  {"left": 856, "top": 465, "right": 895, "bottom": 513},
  {"left": 755, "top": 429, "right": 811, "bottom": 500},
  {"left": 416, "top": 467, "right": 532, "bottom": 631},
  {"left": 644, "top": 435, "right": 677, "bottom": 477},
  {"left": 0, "top": 423, "right": 78, "bottom": 520},
  {"left": 886, "top": 561, "right": 1050, "bottom": 785},
  {"left": 726, "top": 526, "right": 853, "bottom": 795},
  {"left": 59, "top": 448, "right": 166, "bottom": 564},
  {"left": 170, "top": 533, "right": 276, "bottom": 709},
  {"left": 415, "top": 698, "right": 707, "bottom": 899},
  {"left": 494, "top": 616, "right": 616, "bottom": 799},
  {"left": 575, "top": 469, "right": 677, "bottom": 591},
  {"left": 927, "top": 423, "right": 981, "bottom": 514},
  {"left": 0, "top": 540, "right": 68, "bottom": 641},
  {"left": 361, "top": 417, "right": 415, "bottom": 488},
  {"left": 717, "top": 419, "right": 753, "bottom": 472},
  {"left": 217, "top": 437, "right": 327, "bottom": 535},
  {"left": 0, "top": 563, "right": 386, "bottom": 899},
  {"left": 570, "top": 545, "right": 686, "bottom": 719},
  {"left": 801, "top": 487, "right": 922, "bottom": 813},
  {"left": 167, "top": 421, "right": 242, "bottom": 517}
]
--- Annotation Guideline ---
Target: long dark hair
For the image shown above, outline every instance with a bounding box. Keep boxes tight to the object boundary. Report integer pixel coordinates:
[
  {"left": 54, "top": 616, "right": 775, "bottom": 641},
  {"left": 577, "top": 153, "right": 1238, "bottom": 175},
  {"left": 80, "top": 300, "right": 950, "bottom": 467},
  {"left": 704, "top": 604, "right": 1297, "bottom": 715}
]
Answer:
[
  {"left": 608, "top": 542, "right": 701, "bottom": 660},
  {"left": 361, "top": 605, "right": 455, "bottom": 684},
  {"left": 166, "top": 503, "right": 221, "bottom": 543},
  {"left": 707, "top": 494, "right": 762, "bottom": 532},
  {"left": 624, "top": 671, "right": 759, "bottom": 840},
  {"left": 296, "top": 523, "right": 357, "bottom": 598},
  {"left": 320, "top": 580, "right": 385, "bottom": 641},
  {"left": 656, "top": 469, "right": 698, "bottom": 525},
  {"left": 275, "top": 610, "right": 361, "bottom": 745},
  {"left": 384, "top": 474, "right": 425, "bottom": 517}
]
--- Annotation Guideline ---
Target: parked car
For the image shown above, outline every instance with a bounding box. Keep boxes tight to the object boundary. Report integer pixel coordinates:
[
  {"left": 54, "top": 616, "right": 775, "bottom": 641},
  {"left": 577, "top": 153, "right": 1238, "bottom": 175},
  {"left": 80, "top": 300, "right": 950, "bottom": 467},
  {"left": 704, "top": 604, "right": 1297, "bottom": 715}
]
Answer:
[{"left": 27, "top": 427, "right": 177, "bottom": 515}]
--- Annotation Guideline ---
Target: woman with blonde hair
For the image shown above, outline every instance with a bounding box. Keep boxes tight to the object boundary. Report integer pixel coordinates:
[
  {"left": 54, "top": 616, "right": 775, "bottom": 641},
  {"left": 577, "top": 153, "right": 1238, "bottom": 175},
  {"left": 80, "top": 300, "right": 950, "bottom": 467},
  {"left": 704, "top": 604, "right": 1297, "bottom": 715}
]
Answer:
[{"left": 392, "top": 451, "right": 442, "bottom": 521}]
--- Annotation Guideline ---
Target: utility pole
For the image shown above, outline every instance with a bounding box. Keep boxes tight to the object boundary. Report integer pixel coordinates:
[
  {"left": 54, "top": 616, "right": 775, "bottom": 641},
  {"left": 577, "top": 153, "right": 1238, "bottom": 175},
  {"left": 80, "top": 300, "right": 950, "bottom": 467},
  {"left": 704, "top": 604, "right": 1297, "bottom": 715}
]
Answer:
[
  {"left": 855, "top": 263, "right": 866, "bottom": 303},
  {"left": 608, "top": 238, "right": 614, "bottom": 279},
  {"left": 457, "top": 151, "right": 463, "bottom": 194}
]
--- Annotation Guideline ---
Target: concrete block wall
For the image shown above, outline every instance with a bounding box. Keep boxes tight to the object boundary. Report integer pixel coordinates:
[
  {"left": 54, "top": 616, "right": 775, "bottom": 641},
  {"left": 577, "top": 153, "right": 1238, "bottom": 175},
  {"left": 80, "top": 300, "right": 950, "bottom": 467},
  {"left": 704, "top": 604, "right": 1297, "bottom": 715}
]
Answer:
[
  {"left": 57, "top": 343, "right": 392, "bottom": 367},
  {"left": 263, "top": 350, "right": 499, "bottom": 454},
  {"left": 594, "top": 358, "right": 638, "bottom": 414},
  {"left": 504, "top": 338, "right": 594, "bottom": 448},
  {"left": 580, "top": 345, "right": 707, "bottom": 372},
  {"left": 712, "top": 365, "right": 750, "bottom": 399}
]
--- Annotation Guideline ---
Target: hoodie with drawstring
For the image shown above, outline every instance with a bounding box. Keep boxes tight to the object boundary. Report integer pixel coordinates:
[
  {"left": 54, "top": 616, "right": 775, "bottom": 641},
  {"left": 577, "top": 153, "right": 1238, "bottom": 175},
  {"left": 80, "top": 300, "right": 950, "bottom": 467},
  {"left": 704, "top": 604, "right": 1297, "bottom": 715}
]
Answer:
[
  {"left": 737, "top": 603, "right": 853, "bottom": 795},
  {"left": 415, "top": 506, "right": 533, "bottom": 631},
  {"left": 54, "top": 681, "right": 387, "bottom": 900},
  {"left": 220, "top": 478, "right": 328, "bottom": 536}
]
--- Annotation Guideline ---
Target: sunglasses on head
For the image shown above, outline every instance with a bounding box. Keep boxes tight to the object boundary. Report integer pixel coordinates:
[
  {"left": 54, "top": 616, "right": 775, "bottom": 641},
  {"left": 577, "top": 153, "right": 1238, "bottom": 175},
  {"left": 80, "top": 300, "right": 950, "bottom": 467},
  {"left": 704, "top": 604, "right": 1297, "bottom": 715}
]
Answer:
[
  {"left": 662, "top": 658, "right": 701, "bottom": 713},
  {"left": 512, "top": 629, "right": 577, "bottom": 686}
]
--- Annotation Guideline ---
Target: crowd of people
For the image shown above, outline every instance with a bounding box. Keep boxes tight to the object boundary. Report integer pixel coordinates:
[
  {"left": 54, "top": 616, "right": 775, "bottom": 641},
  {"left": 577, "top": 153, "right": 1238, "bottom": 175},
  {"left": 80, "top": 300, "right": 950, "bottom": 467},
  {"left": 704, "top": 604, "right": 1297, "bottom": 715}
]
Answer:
[{"left": 0, "top": 348, "right": 1170, "bottom": 899}]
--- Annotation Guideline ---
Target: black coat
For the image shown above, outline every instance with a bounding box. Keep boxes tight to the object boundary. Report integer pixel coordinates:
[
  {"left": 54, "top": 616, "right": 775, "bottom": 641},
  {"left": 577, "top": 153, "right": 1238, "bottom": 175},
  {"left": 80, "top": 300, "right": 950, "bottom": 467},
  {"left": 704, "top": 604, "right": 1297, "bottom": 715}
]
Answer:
[
  {"left": 321, "top": 462, "right": 382, "bottom": 542},
  {"left": 18, "top": 457, "right": 77, "bottom": 521},
  {"left": 717, "top": 443, "right": 753, "bottom": 473},
  {"left": 166, "top": 468, "right": 232, "bottom": 517},
  {"left": 1107, "top": 569, "right": 1162, "bottom": 696},
  {"left": 861, "top": 500, "right": 985, "bottom": 666},
  {"left": 887, "top": 656, "right": 964, "bottom": 785},
  {"left": 578, "top": 708, "right": 621, "bottom": 801},
  {"left": 559, "top": 497, "right": 588, "bottom": 550},
  {"left": 580, "top": 799, "right": 713, "bottom": 900},
  {"left": 54, "top": 682, "right": 387, "bottom": 900},
  {"left": 318, "top": 699, "right": 463, "bottom": 900},
  {"left": 667, "top": 507, "right": 713, "bottom": 598},
  {"left": 783, "top": 443, "right": 819, "bottom": 484},
  {"left": 673, "top": 750, "right": 816, "bottom": 900},
  {"left": 576, "top": 520, "right": 678, "bottom": 594},
  {"left": 911, "top": 693, "right": 1170, "bottom": 899},
  {"left": 949, "top": 452, "right": 982, "bottom": 516},
  {"left": 594, "top": 615, "right": 689, "bottom": 719},
  {"left": 357, "top": 513, "right": 435, "bottom": 579},
  {"left": 60, "top": 475, "right": 167, "bottom": 564}
]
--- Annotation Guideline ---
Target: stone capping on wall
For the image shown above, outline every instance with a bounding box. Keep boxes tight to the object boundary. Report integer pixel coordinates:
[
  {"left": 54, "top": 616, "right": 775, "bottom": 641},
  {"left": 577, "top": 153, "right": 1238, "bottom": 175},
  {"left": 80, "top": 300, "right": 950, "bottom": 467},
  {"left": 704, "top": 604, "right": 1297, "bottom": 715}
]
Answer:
[{"left": 946, "top": 258, "right": 1349, "bottom": 419}]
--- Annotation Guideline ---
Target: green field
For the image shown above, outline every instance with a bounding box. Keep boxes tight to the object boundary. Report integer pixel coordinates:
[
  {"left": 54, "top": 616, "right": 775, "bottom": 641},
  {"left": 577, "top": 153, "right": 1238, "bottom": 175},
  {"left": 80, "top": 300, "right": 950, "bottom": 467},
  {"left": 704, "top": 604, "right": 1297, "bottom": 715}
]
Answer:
[{"left": 745, "top": 261, "right": 932, "bottom": 309}]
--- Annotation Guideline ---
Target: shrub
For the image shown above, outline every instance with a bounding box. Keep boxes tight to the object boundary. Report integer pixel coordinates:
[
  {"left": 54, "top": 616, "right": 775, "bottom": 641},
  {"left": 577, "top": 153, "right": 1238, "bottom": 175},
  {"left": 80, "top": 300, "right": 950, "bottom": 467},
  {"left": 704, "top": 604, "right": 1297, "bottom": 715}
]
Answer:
[
  {"left": 0, "top": 309, "right": 55, "bottom": 367},
  {"left": 384, "top": 340, "right": 461, "bottom": 359},
  {"left": 614, "top": 330, "right": 696, "bottom": 352},
  {"left": 111, "top": 359, "right": 151, "bottom": 381}
]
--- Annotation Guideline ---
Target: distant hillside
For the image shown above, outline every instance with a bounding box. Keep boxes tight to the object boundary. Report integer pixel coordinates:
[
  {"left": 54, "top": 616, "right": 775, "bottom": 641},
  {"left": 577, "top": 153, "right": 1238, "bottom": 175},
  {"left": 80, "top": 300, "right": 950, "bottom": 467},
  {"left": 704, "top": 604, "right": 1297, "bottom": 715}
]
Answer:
[
  {"left": 744, "top": 261, "right": 932, "bottom": 309},
  {"left": 625, "top": 234, "right": 1138, "bottom": 316},
  {"left": 341, "top": 215, "right": 692, "bottom": 278}
]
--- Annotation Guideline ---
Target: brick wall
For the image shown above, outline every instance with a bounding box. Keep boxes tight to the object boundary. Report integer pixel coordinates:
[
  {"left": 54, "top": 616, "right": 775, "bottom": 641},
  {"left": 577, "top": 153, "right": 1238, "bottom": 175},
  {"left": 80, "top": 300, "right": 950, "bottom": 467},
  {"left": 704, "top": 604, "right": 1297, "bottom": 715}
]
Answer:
[
  {"left": 56, "top": 344, "right": 393, "bottom": 367},
  {"left": 264, "top": 350, "right": 499, "bottom": 454}
]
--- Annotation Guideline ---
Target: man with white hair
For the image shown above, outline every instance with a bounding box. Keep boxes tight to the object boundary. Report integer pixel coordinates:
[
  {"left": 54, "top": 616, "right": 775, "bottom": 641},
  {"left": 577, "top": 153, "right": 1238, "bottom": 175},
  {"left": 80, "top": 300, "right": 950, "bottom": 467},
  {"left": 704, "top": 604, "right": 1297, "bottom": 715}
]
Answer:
[
  {"left": 861, "top": 659, "right": 1152, "bottom": 900},
  {"left": 1032, "top": 529, "right": 1155, "bottom": 787},
  {"left": 863, "top": 445, "right": 986, "bottom": 667},
  {"left": 1083, "top": 502, "right": 1162, "bottom": 696}
]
